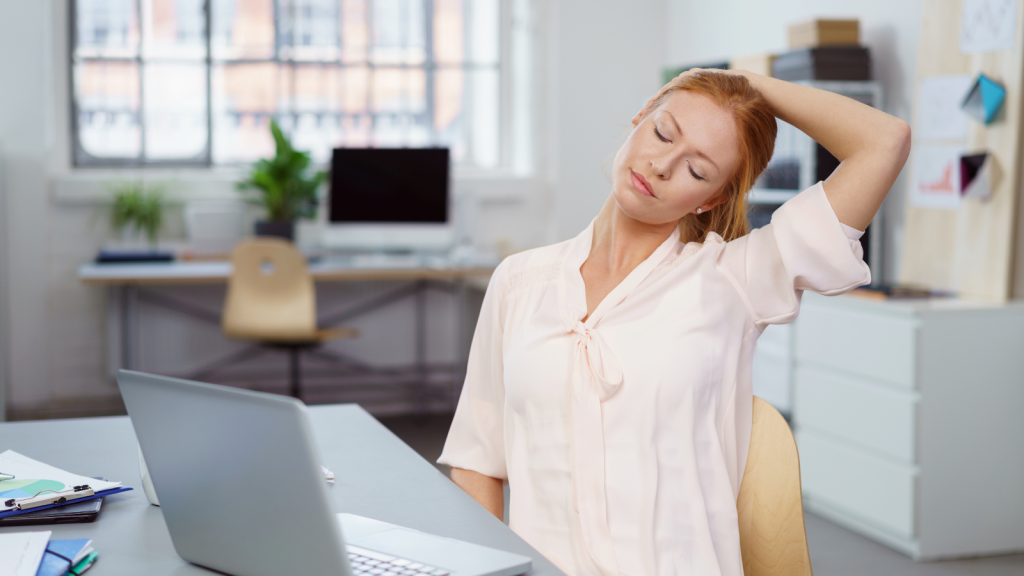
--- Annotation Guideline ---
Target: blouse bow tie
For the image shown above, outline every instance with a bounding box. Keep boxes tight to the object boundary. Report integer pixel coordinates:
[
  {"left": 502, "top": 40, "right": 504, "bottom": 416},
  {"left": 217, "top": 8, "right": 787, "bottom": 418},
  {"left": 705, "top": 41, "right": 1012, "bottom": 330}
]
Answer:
[
  {"left": 566, "top": 319, "right": 623, "bottom": 401},
  {"left": 565, "top": 316, "right": 622, "bottom": 575}
]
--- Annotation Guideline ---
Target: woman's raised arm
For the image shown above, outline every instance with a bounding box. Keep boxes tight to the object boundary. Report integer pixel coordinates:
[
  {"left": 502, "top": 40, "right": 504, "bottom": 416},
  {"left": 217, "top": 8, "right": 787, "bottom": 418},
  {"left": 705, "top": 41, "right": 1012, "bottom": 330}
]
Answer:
[{"left": 734, "top": 70, "right": 911, "bottom": 231}]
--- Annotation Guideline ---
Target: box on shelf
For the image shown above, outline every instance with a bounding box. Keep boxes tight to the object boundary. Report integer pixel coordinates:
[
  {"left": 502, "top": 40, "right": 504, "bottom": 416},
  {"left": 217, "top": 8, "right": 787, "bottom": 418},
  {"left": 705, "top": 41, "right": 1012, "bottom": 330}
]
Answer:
[
  {"left": 772, "top": 46, "right": 871, "bottom": 82},
  {"left": 729, "top": 53, "right": 776, "bottom": 77},
  {"left": 788, "top": 19, "right": 859, "bottom": 49}
]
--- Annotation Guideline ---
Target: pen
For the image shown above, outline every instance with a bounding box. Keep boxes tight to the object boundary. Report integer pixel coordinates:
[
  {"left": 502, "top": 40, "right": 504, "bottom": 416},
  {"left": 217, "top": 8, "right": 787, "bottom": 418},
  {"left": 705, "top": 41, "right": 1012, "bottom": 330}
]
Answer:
[{"left": 0, "top": 472, "right": 13, "bottom": 481}]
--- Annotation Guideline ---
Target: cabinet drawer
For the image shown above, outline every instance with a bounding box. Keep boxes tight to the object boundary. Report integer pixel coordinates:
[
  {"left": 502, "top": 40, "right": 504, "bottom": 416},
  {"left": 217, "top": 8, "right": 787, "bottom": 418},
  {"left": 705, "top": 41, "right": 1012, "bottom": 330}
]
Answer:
[
  {"left": 794, "top": 366, "right": 916, "bottom": 462},
  {"left": 797, "top": 431, "right": 917, "bottom": 540},
  {"left": 795, "top": 302, "right": 916, "bottom": 389}
]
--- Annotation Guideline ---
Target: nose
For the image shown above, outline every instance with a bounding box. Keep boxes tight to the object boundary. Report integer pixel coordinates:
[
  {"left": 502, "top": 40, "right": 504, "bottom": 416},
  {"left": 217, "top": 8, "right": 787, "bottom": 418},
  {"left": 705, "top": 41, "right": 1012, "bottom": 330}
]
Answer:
[{"left": 650, "top": 156, "right": 669, "bottom": 180}]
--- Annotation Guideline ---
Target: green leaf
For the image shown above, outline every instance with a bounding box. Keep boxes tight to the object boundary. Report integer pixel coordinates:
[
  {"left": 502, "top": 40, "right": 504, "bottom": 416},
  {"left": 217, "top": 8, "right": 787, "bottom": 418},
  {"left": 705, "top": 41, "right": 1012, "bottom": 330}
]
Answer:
[{"left": 237, "top": 119, "right": 325, "bottom": 222}]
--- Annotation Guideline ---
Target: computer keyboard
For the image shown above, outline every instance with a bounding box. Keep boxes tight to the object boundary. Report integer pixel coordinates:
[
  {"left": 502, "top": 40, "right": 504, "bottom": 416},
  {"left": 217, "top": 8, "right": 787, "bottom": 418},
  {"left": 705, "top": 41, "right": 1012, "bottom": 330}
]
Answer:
[{"left": 347, "top": 544, "right": 451, "bottom": 575}]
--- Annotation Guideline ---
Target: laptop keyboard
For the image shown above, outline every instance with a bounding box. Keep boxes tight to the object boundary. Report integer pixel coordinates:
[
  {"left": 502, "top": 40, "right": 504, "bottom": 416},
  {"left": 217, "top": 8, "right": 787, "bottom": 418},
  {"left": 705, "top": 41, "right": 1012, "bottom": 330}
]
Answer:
[{"left": 347, "top": 544, "right": 451, "bottom": 576}]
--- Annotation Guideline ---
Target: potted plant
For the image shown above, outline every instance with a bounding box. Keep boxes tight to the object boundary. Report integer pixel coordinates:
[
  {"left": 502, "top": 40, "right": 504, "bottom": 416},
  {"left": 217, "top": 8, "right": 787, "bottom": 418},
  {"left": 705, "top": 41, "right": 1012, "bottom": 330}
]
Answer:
[
  {"left": 236, "top": 119, "right": 326, "bottom": 241},
  {"left": 109, "top": 182, "right": 165, "bottom": 248}
]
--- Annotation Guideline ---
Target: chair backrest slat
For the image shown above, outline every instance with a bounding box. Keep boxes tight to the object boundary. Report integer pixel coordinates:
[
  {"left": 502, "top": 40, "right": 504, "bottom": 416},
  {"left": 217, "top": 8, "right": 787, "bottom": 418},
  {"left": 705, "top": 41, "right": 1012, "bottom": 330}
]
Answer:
[
  {"left": 222, "top": 238, "right": 317, "bottom": 341},
  {"left": 737, "top": 396, "right": 813, "bottom": 576}
]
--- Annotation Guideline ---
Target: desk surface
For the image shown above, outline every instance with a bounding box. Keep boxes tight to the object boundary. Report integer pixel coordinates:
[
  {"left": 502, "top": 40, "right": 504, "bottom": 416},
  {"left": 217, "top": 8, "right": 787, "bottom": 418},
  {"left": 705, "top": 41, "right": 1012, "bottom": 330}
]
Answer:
[
  {"left": 78, "top": 258, "right": 497, "bottom": 285},
  {"left": 0, "top": 405, "right": 560, "bottom": 576}
]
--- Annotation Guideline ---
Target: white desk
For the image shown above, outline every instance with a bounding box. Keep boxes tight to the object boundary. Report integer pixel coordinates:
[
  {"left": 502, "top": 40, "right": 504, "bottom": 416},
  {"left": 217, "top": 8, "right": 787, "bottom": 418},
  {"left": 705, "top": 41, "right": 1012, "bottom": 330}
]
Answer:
[
  {"left": 77, "top": 258, "right": 496, "bottom": 410},
  {"left": 0, "top": 404, "right": 562, "bottom": 575}
]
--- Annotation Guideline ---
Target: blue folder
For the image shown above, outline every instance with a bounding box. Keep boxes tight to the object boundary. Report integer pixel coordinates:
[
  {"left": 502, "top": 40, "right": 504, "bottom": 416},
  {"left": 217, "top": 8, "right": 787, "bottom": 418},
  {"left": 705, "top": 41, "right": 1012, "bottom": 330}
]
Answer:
[{"left": 0, "top": 486, "right": 133, "bottom": 519}]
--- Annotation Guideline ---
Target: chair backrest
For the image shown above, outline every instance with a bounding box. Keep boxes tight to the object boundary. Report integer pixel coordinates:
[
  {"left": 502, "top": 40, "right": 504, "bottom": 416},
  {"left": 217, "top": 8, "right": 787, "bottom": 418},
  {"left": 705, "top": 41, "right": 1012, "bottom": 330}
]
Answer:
[
  {"left": 737, "top": 396, "right": 813, "bottom": 576},
  {"left": 222, "top": 238, "right": 317, "bottom": 342}
]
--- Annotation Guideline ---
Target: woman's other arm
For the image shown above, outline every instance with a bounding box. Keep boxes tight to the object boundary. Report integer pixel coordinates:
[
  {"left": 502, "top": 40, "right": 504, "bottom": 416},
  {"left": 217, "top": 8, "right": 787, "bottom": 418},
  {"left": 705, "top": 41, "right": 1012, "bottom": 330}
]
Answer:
[
  {"left": 736, "top": 71, "right": 911, "bottom": 231},
  {"left": 451, "top": 467, "right": 504, "bottom": 520}
]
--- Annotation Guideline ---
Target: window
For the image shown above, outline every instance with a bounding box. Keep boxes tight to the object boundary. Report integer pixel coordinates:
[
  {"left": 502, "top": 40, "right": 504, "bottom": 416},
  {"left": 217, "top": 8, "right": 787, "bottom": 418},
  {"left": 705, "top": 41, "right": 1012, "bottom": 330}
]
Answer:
[{"left": 71, "top": 0, "right": 504, "bottom": 169}]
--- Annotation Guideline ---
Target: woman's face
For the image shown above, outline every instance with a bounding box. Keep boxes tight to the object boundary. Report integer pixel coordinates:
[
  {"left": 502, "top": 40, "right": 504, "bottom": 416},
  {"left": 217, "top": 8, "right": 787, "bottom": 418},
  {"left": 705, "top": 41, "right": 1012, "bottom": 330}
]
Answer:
[{"left": 611, "top": 90, "right": 741, "bottom": 226}]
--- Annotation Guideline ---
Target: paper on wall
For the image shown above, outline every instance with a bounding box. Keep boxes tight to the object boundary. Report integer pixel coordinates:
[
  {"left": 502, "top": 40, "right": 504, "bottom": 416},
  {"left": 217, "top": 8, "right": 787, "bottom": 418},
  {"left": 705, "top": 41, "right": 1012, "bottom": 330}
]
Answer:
[
  {"left": 917, "top": 75, "right": 974, "bottom": 140},
  {"left": 911, "top": 144, "right": 966, "bottom": 210},
  {"left": 961, "top": 0, "right": 1019, "bottom": 54}
]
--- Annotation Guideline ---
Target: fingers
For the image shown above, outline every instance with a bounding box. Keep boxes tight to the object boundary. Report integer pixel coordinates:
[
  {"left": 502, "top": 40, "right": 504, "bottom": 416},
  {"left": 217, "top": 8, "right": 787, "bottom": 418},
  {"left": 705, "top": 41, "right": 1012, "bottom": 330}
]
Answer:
[{"left": 632, "top": 96, "right": 657, "bottom": 126}]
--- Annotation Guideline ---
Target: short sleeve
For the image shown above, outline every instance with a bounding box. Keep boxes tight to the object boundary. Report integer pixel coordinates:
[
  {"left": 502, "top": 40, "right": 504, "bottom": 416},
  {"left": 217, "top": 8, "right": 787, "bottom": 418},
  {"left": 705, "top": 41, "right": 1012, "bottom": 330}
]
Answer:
[
  {"left": 436, "top": 260, "right": 510, "bottom": 480},
  {"left": 718, "top": 182, "right": 871, "bottom": 330}
]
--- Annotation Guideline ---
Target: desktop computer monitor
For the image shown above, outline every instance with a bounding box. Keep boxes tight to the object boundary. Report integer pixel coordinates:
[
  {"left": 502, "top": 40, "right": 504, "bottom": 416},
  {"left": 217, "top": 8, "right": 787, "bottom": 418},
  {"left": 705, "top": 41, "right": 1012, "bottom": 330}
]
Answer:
[{"left": 323, "top": 147, "right": 453, "bottom": 251}]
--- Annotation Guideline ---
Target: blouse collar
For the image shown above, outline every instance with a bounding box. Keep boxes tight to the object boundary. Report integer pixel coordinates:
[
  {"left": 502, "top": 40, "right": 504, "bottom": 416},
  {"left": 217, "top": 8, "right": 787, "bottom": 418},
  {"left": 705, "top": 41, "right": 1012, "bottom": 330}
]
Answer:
[{"left": 559, "top": 220, "right": 682, "bottom": 328}]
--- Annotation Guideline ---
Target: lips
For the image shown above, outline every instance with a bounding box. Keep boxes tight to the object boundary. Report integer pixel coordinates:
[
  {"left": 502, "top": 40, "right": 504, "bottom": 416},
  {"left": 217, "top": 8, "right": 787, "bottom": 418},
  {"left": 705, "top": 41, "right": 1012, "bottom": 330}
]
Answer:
[{"left": 630, "top": 170, "right": 655, "bottom": 198}]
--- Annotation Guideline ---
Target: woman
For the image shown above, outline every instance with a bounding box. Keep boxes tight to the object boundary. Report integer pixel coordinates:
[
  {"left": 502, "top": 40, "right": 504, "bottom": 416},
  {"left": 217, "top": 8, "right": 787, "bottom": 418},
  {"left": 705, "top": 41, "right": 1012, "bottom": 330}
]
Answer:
[{"left": 438, "top": 69, "right": 910, "bottom": 575}]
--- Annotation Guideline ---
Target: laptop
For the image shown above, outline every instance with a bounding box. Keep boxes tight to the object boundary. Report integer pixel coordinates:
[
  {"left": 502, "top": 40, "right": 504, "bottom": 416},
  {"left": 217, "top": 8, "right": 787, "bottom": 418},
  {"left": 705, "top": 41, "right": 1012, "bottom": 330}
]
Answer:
[{"left": 117, "top": 370, "right": 531, "bottom": 576}]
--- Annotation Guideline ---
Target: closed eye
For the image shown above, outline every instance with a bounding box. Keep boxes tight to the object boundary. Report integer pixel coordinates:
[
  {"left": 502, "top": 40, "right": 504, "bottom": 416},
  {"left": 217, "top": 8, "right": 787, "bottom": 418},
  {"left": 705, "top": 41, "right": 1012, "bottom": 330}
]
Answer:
[
  {"left": 689, "top": 165, "right": 705, "bottom": 181},
  {"left": 654, "top": 126, "right": 670, "bottom": 143}
]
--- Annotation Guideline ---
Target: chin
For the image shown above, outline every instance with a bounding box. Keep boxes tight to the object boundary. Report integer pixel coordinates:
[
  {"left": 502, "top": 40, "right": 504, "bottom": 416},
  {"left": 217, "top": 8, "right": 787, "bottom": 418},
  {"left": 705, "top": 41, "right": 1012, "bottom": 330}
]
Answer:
[{"left": 612, "top": 182, "right": 673, "bottom": 226}]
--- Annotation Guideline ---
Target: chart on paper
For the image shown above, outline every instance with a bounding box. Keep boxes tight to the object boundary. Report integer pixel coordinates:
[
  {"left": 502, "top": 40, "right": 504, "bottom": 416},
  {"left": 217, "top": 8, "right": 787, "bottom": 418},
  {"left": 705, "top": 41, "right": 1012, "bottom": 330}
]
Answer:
[
  {"left": 0, "top": 479, "right": 66, "bottom": 501},
  {"left": 0, "top": 450, "right": 122, "bottom": 511}
]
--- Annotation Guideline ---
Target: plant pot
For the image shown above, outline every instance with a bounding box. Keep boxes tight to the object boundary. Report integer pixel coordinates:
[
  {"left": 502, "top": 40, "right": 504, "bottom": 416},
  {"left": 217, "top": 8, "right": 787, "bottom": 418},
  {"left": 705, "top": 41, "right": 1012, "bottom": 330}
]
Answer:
[{"left": 254, "top": 220, "right": 295, "bottom": 241}]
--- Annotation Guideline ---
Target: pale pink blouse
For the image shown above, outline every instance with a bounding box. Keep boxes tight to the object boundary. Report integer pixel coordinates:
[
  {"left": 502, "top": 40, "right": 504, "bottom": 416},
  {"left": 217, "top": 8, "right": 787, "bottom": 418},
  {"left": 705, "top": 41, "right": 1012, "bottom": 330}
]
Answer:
[{"left": 438, "top": 182, "right": 871, "bottom": 576}]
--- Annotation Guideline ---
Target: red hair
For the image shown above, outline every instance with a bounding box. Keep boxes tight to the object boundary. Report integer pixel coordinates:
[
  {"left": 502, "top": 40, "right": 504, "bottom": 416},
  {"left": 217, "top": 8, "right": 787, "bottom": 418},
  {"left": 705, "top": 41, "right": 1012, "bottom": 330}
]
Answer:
[{"left": 636, "top": 71, "right": 777, "bottom": 243}]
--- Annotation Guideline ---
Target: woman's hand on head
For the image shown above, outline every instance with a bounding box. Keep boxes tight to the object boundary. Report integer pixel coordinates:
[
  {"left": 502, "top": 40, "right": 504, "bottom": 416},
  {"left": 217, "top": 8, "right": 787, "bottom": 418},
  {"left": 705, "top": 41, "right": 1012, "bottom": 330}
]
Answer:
[{"left": 631, "top": 68, "right": 752, "bottom": 127}]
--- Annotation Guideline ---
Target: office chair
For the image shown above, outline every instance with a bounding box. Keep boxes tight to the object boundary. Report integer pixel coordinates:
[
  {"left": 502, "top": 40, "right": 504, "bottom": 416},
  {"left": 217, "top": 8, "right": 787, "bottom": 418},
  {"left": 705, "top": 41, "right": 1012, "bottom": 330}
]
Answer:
[
  {"left": 737, "top": 396, "right": 813, "bottom": 576},
  {"left": 223, "top": 238, "right": 357, "bottom": 399}
]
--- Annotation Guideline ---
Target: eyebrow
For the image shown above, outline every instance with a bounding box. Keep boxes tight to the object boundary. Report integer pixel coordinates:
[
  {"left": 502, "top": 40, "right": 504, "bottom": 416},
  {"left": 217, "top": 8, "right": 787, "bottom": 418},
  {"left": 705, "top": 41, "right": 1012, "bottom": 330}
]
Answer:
[{"left": 661, "top": 110, "right": 721, "bottom": 177}]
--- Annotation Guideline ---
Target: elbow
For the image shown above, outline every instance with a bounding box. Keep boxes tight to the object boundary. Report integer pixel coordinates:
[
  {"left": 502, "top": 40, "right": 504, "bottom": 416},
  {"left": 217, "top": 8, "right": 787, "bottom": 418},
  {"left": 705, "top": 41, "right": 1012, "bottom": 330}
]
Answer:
[{"left": 892, "top": 119, "right": 912, "bottom": 167}]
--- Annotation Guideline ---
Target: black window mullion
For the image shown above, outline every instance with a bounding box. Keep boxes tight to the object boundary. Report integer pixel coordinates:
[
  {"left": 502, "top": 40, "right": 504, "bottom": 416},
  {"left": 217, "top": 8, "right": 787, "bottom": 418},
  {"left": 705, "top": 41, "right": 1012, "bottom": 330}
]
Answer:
[
  {"left": 137, "top": 0, "right": 146, "bottom": 164},
  {"left": 290, "top": 0, "right": 297, "bottom": 132},
  {"left": 70, "top": 0, "right": 81, "bottom": 166},
  {"left": 424, "top": 0, "right": 435, "bottom": 146},
  {"left": 204, "top": 0, "right": 213, "bottom": 166},
  {"left": 367, "top": 0, "right": 376, "bottom": 142}
]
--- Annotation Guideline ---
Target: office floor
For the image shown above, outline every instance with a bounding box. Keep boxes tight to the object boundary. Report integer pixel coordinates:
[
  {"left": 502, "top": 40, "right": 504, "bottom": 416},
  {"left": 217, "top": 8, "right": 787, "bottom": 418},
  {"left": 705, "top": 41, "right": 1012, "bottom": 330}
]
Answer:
[{"left": 378, "top": 413, "right": 1024, "bottom": 576}]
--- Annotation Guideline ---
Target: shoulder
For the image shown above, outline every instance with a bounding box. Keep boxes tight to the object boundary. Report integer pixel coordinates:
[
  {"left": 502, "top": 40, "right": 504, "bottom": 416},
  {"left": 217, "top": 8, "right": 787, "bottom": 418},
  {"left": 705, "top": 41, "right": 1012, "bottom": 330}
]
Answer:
[{"left": 491, "top": 238, "right": 574, "bottom": 296}]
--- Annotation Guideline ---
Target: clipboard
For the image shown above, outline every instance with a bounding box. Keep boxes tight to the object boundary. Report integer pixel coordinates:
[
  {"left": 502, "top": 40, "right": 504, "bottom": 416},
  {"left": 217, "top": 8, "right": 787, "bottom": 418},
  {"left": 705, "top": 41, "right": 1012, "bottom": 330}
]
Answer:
[
  {"left": 0, "top": 487, "right": 133, "bottom": 519},
  {"left": 0, "top": 477, "right": 123, "bottom": 526}
]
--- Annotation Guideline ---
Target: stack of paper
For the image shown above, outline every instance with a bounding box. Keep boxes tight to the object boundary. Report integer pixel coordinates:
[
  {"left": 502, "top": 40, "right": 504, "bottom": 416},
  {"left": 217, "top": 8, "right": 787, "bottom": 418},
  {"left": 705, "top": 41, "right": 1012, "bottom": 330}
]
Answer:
[
  {"left": 0, "top": 531, "right": 99, "bottom": 576},
  {"left": 0, "top": 531, "right": 50, "bottom": 576}
]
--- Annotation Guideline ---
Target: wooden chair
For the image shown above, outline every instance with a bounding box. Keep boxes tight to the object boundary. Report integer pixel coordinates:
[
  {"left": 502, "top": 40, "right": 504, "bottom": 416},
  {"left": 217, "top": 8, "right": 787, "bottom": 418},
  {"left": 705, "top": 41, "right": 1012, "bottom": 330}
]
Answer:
[
  {"left": 222, "top": 238, "right": 357, "bottom": 399},
  {"left": 737, "top": 396, "right": 813, "bottom": 576}
]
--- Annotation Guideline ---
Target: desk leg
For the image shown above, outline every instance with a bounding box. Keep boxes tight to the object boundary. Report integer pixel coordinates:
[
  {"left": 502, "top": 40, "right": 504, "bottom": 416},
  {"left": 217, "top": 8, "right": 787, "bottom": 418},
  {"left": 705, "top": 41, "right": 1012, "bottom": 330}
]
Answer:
[
  {"left": 415, "top": 280, "right": 427, "bottom": 421},
  {"left": 453, "top": 277, "right": 466, "bottom": 413},
  {"left": 122, "top": 284, "right": 140, "bottom": 371}
]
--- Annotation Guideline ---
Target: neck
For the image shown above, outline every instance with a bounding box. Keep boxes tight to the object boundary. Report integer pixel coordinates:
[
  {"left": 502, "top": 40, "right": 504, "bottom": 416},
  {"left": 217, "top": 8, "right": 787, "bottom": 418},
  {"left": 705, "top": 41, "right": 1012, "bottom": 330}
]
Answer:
[{"left": 590, "top": 195, "right": 678, "bottom": 275}]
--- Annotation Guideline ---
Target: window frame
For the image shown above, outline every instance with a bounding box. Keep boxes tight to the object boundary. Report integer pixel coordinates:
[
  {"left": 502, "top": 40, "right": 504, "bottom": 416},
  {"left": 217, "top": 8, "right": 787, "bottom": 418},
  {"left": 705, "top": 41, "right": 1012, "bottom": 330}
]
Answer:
[{"left": 69, "top": 0, "right": 517, "bottom": 172}]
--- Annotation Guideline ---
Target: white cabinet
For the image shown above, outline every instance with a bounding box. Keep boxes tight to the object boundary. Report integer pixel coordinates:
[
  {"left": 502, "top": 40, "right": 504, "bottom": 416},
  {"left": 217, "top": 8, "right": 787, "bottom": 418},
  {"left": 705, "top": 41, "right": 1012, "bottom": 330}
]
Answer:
[
  {"left": 752, "top": 322, "right": 795, "bottom": 414},
  {"left": 793, "top": 292, "right": 1024, "bottom": 560}
]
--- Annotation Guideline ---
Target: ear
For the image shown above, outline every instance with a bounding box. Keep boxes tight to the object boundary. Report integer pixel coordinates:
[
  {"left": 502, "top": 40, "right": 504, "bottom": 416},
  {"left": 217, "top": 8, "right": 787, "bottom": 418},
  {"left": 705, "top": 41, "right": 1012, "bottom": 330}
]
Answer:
[{"left": 700, "top": 192, "right": 730, "bottom": 212}]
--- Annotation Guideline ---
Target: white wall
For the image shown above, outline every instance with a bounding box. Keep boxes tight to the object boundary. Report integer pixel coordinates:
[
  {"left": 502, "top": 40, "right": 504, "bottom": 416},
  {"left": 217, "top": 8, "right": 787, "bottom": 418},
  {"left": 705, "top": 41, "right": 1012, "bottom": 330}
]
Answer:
[
  {"left": 0, "top": 0, "right": 60, "bottom": 412},
  {"left": 544, "top": 0, "right": 668, "bottom": 241},
  {"left": 0, "top": 0, "right": 671, "bottom": 416},
  {"left": 666, "top": 0, "right": 924, "bottom": 283}
]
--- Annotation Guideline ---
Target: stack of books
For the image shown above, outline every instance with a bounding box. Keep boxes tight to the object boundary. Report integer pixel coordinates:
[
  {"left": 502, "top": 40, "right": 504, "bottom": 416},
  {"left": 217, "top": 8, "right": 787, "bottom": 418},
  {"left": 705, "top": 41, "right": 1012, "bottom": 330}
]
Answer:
[
  {"left": 773, "top": 19, "right": 871, "bottom": 82},
  {"left": 0, "top": 531, "right": 99, "bottom": 576}
]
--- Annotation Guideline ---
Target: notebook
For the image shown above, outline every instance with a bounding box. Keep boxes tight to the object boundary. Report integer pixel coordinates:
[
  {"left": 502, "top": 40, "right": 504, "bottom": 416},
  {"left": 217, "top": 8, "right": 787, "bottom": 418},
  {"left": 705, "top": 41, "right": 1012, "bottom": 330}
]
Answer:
[{"left": 36, "top": 538, "right": 94, "bottom": 576}]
